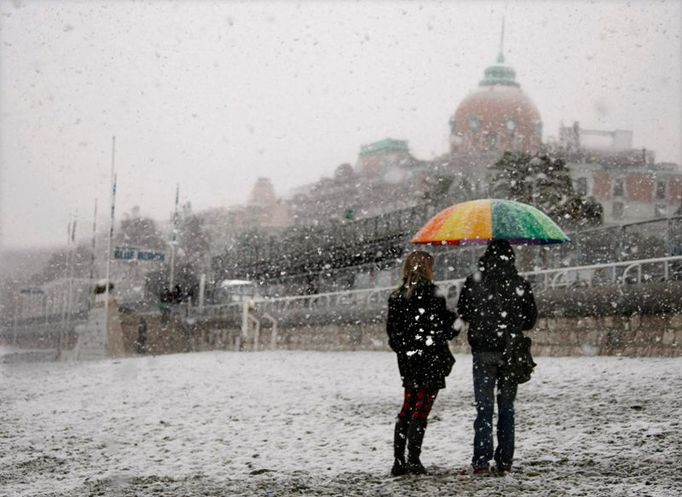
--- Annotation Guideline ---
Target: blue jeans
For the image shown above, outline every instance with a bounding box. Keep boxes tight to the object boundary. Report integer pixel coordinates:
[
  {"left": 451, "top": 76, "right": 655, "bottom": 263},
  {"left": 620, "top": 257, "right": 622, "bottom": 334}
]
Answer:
[{"left": 472, "top": 351, "right": 518, "bottom": 469}]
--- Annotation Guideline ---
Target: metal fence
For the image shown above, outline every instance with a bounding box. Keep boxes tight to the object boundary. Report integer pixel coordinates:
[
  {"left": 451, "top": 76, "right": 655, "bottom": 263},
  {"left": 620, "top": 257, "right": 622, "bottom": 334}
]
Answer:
[{"left": 195, "top": 255, "right": 682, "bottom": 320}]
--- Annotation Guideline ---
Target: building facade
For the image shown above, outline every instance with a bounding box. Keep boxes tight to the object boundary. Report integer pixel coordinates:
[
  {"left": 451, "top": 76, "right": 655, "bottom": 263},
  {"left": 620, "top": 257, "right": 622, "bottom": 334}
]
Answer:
[{"left": 556, "top": 123, "right": 682, "bottom": 224}]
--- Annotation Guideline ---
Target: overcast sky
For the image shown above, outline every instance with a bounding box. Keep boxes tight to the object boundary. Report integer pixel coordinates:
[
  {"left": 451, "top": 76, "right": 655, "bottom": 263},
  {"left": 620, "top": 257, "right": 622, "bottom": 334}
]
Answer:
[{"left": 1, "top": 0, "right": 680, "bottom": 249}]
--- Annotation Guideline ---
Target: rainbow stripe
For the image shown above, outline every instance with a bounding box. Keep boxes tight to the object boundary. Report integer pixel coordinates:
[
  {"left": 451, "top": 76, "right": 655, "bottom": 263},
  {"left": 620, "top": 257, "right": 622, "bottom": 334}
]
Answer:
[{"left": 411, "top": 199, "right": 570, "bottom": 246}]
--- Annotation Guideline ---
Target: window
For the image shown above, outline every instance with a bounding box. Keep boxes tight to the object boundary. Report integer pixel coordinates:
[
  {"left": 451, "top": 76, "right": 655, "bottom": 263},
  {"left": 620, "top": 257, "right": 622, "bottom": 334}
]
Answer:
[
  {"left": 656, "top": 181, "right": 667, "bottom": 200},
  {"left": 613, "top": 178, "right": 624, "bottom": 197},
  {"left": 468, "top": 116, "right": 481, "bottom": 131},
  {"left": 576, "top": 177, "right": 588, "bottom": 197},
  {"left": 612, "top": 202, "right": 624, "bottom": 219}
]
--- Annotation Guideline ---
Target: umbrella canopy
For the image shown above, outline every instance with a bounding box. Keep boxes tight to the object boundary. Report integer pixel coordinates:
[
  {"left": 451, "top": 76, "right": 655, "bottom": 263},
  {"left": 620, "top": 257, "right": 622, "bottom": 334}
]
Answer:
[{"left": 411, "top": 199, "right": 570, "bottom": 246}]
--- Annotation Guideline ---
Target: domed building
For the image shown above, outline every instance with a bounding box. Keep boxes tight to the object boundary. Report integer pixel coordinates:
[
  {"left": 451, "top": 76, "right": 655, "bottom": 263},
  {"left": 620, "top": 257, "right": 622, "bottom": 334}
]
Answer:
[{"left": 450, "top": 52, "right": 543, "bottom": 155}]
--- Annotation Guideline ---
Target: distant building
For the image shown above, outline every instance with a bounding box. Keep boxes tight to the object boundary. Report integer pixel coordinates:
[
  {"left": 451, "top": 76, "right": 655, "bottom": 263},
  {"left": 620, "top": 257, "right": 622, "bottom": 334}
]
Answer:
[
  {"left": 245, "top": 177, "right": 290, "bottom": 228},
  {"left": 356, "top": 138, "right": 414, "bottom": 179},
  {"left": 219, "top": 41, "right": 680, "bottom": 241},
  {"left": 551, "top": 122, "right": 681, "bottom": 223},
  {"left": 559, "top": 122, "right": 634, "bottom": 152},
  {"left": 248, "top": 177, "right": 277, "bottom": 209},
  {"left": 288, "top": 138, "right": 429, "bottom": 225},
  {"left": 450, "top": 52, "right": 543, "bottom": 156},
  {"left": 259, "top": 49, "right": 681, "bottom": 230}
]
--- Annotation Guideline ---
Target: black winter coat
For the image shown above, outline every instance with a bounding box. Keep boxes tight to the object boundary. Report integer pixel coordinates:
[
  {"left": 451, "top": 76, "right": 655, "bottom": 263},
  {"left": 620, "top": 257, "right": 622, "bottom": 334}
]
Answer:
[
  {"left": 457, "top": 261, "right": 537, "bottom": 353},
  {"left": 387, "top": 281, "right": 458, "bottom": 390}
]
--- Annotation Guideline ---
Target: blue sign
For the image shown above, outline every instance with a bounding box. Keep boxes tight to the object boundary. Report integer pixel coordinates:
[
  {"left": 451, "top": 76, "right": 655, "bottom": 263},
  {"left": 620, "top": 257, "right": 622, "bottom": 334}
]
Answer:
[
  {"left": 20, "top": 287, "right": 44, "bottom": 295},
  {"left": 137, "top": 250, "right": 165, "bottom": 262},
  {"left": 113, "top": 247, "right": 136, "bottom": 260},
  {"left": 113, "top": 247, "right": 165, "bottom": 262}
]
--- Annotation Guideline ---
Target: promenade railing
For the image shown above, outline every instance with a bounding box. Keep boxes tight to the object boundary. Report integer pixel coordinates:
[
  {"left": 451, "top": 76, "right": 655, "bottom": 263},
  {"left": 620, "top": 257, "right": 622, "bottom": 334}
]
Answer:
[{"left": 195, "top": 255, "right": 682, "bottom": 319}]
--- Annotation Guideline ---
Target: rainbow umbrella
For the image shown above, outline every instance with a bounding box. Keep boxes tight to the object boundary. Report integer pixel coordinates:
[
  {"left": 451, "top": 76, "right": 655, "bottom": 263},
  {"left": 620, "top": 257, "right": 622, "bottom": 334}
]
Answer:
[{"left": 411, "top": 199, "right": 570, "bottom": 246}]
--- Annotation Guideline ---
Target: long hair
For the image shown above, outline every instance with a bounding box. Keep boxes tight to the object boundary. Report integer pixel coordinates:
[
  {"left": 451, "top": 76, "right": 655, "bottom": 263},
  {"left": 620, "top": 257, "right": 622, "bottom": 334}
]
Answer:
[{"left": 400, "top": 251, "right": 434, "bottom": 298}]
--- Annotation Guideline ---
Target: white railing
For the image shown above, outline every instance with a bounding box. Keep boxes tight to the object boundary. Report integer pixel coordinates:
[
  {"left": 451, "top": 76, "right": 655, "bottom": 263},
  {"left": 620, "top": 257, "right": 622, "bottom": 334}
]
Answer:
[
  {"left": 526, "top": 255, "right": 682, "bottom": 290},
  {"left": 194, "top": 255, "right": 682, "bottom": 318}
]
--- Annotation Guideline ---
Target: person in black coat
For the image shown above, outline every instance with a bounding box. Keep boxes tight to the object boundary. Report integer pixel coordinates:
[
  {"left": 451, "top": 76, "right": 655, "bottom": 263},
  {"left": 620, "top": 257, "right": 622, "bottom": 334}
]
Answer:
[
  {"left": 456, "top": 240, "right": 537, "bottom": 474},
  {"left": 387, "top": 251, "right": 458, "bottom": 476}
]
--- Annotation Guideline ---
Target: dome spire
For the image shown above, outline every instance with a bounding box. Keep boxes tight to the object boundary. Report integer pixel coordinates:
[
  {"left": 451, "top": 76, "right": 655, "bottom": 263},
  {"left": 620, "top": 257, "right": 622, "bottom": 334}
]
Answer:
[
  {"left": 497, "top": 17, "right": 505, "bottom": 64},
  {"left": 479, "top": 17, "right": 518, "bottom": 88}
]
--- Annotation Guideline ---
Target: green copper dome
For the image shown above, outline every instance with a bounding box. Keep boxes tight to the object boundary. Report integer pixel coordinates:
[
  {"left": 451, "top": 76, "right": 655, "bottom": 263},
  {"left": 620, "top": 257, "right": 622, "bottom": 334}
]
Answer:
[{"left": 479, "top": 52, "right": 520, "bottom": 88}]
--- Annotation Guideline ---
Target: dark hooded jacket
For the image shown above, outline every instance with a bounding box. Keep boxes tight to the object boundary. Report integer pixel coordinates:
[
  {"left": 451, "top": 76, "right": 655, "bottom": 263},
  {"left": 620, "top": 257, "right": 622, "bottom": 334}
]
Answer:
[
  {"left": 387, "top": 280, "right": 458, "bottom": 390},
  {"left": 456, "top": 241, "right": 537, "bottom": 353}
]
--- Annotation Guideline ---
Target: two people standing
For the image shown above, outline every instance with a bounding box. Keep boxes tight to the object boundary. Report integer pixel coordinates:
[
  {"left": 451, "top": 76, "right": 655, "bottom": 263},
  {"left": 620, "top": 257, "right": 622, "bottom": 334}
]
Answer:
[{"left": 387, "top": 241, "right": 537, "bottom": 476}]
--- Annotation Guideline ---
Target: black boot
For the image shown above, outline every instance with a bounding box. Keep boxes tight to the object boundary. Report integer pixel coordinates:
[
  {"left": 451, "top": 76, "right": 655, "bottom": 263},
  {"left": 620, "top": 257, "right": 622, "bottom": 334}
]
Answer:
[
  {"left": 391, "top": 417, "right": 409, "bottom": 476},
  {"left": 406, "top": 419, "right": 428, "bottom": 475}
]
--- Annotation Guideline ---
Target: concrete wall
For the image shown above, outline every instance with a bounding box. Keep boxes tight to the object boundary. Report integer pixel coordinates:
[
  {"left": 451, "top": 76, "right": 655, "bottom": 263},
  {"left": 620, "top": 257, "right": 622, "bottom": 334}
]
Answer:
[
  {"left": 523, "top": 315, "right": 680, "bottom": 357},
  {"left": 110, "top": 311, "right": 681, "bottom": 358},
  {"left": 260, "top": 314, "right": 681, "bottom": 357}
]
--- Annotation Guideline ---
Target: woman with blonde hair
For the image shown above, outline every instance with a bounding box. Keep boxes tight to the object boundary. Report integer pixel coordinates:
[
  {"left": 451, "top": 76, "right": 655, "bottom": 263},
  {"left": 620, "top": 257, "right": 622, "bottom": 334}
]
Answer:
[{"left": 387, "top": 251, "right": 458, "bottom": 476}]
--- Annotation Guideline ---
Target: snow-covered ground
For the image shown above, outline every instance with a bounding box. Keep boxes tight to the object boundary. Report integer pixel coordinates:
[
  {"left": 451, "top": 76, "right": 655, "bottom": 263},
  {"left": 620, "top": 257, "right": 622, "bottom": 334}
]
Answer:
[{"left": 1, "top": 350, "right": 680, "bottom": 497}]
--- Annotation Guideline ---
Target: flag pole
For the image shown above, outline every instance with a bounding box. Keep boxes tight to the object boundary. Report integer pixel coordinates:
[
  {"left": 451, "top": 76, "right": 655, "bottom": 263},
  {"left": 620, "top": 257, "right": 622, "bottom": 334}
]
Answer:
[
  {"left": 64, "top": 210, "right": 77, "bottom": 338},
  {"left": 104, "top": 136, "right": 117, "bottom": 353},
  {"left": 58, "top": 214, "right": 73, "bottom": 354},
  {"left": 90, "top": 198, "right": 98, "bottom": 281},
  {"left": 169, "top": 183, "right": 179, "bottom": 290}
]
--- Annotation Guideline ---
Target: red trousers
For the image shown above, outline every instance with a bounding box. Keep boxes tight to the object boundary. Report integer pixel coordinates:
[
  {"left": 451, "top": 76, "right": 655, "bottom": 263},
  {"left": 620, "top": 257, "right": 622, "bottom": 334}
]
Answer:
[{"left": 398, "top": 388, "right": 438, "bottom": 421}]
